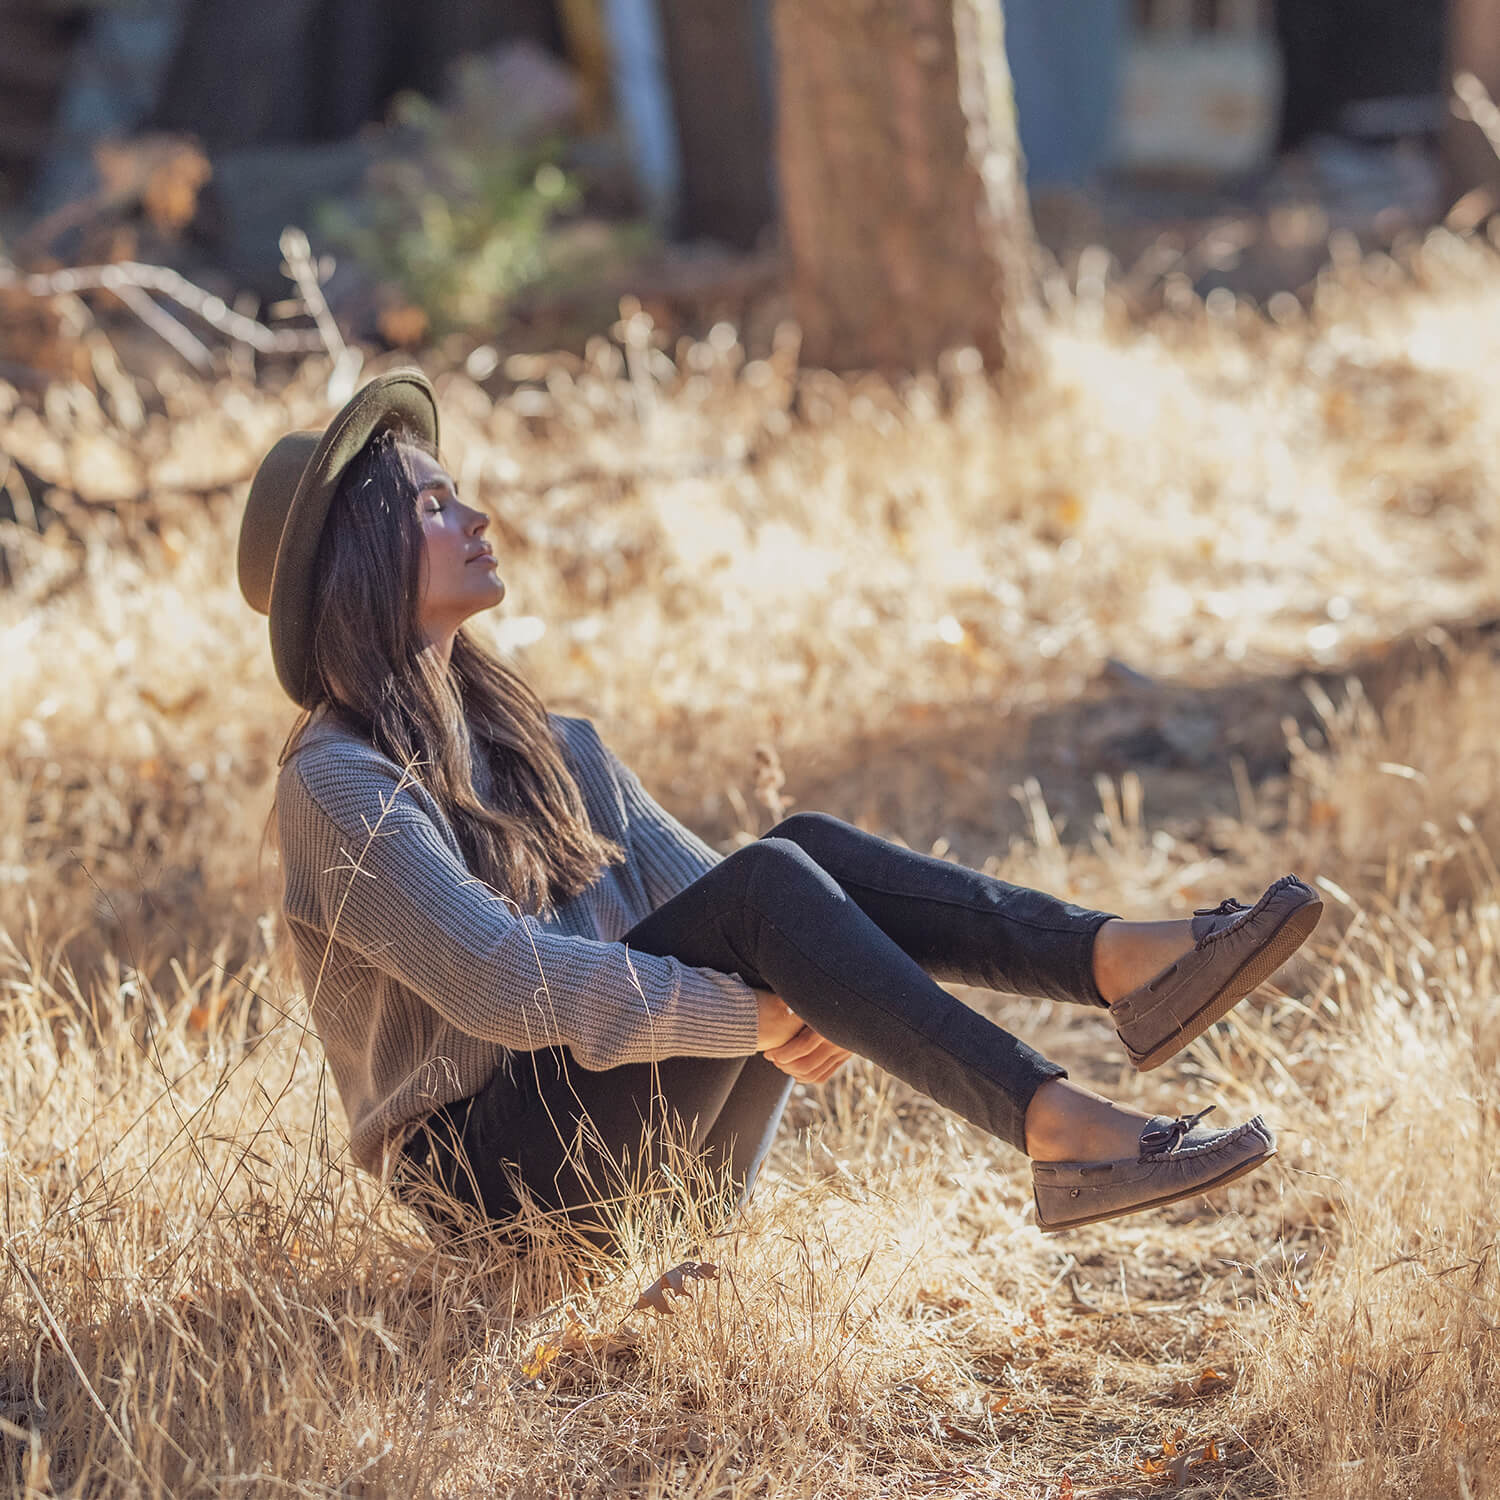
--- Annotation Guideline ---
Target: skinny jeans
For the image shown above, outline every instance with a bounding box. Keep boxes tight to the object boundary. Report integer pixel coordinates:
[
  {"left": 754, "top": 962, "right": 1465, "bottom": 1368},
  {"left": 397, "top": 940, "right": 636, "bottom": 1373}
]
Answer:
[{"left": 399, "top": 812, "right": 1116, "bottom": 1248}]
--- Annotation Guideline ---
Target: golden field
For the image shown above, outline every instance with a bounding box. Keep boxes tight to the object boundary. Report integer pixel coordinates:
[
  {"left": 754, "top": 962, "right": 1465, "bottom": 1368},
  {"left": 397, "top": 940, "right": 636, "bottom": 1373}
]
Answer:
[{"left": 2, "top": 233, "right": 1499, "bottom": 1497}]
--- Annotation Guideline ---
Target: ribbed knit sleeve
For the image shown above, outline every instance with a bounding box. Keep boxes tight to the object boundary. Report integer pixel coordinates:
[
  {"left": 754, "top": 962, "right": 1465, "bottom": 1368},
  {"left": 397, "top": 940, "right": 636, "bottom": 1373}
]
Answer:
[{"left": 278, "top": 744, "right": 759, "bottom": 1071}]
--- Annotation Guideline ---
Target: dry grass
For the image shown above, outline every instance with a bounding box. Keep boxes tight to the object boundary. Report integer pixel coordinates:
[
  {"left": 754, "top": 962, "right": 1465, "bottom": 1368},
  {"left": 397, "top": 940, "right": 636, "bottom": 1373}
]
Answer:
[{"left": 3, "top": 230, "right": 1500, "bottom": 1496}]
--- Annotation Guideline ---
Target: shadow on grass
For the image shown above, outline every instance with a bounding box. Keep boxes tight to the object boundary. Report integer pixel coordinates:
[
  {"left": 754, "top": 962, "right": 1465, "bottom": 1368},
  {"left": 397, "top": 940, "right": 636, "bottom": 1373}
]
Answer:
[{"left": 769, "top": 613, "right": 1500, "bottom": 866}]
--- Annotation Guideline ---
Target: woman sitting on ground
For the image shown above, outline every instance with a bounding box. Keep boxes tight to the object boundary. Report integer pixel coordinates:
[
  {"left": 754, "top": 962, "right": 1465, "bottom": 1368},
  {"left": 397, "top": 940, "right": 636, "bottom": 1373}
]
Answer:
[{"left": 238, "top": 371, "right": 1322, "bottom": 1253}]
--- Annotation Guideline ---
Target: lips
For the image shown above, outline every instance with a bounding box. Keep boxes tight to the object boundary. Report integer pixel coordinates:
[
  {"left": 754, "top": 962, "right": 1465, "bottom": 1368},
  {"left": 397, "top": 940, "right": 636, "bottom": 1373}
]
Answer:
[{"left": 467, "top": 549, "right": 497, "bottom": 567}]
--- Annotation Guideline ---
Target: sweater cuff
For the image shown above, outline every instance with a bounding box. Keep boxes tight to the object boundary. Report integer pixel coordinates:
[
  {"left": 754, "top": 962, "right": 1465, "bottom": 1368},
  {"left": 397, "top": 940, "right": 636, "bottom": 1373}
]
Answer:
[{"left": 672, "top": 964, "right": 761, "bottom": 1058}]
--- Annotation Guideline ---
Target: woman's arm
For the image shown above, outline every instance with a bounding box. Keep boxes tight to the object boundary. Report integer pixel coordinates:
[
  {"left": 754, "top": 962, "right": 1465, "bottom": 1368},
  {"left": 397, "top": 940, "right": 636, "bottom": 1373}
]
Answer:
[{"left": 279, "top": 754, "right": 760, "bottom": 1071}]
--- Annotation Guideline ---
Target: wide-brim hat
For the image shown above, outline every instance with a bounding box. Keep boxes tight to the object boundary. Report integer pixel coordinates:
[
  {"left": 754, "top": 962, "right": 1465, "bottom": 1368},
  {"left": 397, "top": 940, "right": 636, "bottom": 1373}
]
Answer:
[{"left": 237, "top": 369, "right": 439, "bottom": 707}]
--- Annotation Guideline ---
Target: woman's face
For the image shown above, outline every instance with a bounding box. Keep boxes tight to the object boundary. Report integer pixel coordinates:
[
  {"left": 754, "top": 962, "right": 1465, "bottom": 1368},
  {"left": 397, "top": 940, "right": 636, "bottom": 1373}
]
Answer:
[{"left": 406, "top": 445, "right": 506, "bottom": 643}]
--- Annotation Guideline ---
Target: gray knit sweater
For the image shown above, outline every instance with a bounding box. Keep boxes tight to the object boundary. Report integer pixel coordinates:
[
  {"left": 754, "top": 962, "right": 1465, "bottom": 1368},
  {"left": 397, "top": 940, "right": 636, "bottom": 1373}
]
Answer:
[{"left": 275, "top": 711, "right": 760, "bottom": 1175}]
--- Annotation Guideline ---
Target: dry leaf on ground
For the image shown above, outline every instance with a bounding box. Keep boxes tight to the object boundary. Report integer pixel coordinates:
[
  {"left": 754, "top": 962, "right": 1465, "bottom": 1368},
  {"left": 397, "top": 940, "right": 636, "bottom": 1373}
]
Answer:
[
  {"left": 635, "top": 1260, "right": 718, "bottom": 1316},
  {"left": 520, "top": 1309, "right": 638, "bottom": 1379}
]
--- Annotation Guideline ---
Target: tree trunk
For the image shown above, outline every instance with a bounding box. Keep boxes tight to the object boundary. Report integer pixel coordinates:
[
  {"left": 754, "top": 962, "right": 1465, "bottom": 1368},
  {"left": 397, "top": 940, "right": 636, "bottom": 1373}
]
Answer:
[
  {"left": 656, "top": 0, "right": 775, "bottom": 249},
  {"left": 1446, "top": 0, "right": 1500, "bottom": 203},
  {"left": 770, "top": 0, "right": 1037, "bottom": 376}
]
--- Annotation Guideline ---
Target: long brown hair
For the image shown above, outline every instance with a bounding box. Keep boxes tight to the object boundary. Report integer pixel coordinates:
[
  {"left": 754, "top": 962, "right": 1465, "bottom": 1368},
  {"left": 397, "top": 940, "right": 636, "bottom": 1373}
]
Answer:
[{"left": 279, "top": 422, "right": 621, "bottom": 913}]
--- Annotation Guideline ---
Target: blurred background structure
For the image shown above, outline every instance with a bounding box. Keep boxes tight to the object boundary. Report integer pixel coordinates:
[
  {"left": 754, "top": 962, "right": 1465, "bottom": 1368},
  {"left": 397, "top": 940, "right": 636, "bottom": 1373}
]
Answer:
[{"left": 0, "top": 0, "right": 1481, "bottom": 365}]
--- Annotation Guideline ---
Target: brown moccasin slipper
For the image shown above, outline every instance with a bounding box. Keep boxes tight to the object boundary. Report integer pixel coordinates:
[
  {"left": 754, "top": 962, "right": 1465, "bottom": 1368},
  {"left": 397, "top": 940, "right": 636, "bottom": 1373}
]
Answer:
[
  {"left": 1032, "top": 1107, "right": 1276, "bottom": 1234},
  {"left": 1110, "top": 874, "right": 1322, "bottom": 1071}
]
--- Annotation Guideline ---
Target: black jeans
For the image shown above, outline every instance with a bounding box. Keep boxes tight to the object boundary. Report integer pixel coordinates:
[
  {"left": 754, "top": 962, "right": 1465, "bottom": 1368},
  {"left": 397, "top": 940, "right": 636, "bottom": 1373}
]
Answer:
[{"left": 399, "top": 812, "right": 1115, "bottom": 1249}]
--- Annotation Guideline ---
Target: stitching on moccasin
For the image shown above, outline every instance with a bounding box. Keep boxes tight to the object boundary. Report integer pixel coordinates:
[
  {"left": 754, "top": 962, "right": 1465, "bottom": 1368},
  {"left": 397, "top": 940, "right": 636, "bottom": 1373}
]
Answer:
[{"left": 1193, "top": 875, "right": 1306, "bottom": 951}]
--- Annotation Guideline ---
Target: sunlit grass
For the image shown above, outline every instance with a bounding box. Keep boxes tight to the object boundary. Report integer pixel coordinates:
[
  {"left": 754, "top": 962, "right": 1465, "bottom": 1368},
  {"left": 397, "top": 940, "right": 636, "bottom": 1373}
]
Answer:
[{"left": 2, "top": 230, "right": 1499, "bottom": 1495}]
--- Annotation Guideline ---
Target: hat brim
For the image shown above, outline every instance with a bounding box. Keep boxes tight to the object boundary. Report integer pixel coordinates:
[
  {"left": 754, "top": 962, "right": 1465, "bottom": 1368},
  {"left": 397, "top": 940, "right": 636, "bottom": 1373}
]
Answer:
[{"left": 267, "top": 370, "right": 439, "bottom": 707}]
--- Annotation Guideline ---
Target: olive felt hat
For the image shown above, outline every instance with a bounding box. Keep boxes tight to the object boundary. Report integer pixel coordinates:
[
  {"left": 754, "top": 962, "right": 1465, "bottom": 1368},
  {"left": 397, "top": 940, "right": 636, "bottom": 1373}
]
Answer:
[{"left": 237, "top": 369, "right": 439, "bottom": 707}]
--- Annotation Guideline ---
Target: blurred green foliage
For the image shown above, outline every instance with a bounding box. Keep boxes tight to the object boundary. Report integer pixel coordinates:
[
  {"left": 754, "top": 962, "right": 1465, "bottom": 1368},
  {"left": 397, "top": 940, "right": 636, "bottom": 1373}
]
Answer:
[{"left": 318, "top": 89, "right": 649, "bottom": 338}]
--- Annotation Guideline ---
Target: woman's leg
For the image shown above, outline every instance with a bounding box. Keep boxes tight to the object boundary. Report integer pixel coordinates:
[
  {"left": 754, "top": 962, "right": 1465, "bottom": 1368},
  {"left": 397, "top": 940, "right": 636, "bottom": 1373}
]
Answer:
[
  {"left": 400, "top": 1043, "right": 791, "bottom": 1251},
  {"left": 762, "top": 811, "right": 1116, "bottom": 1003},
  {"left": 404, "top": 836, "right": 1079, "bottom": 1247},
  {"left": 694, "top": 1052, "right": 797, "bottom": 1196},
  {"left": 626, "top": 836, "right": 1072, "bottom": 1153}
]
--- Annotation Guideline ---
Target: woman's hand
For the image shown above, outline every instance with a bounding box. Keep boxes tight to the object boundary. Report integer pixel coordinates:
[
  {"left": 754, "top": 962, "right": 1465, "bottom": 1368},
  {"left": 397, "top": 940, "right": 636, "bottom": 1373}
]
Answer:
[
  {"left": 764, "top": 1024, "right": 853, "bottom": 1085},
  {"left": 755, "top": 991, "right": 803, "bottom": 1051},
  {"left": 755, "top": 994, "right": 852, "bottom": 1083}
]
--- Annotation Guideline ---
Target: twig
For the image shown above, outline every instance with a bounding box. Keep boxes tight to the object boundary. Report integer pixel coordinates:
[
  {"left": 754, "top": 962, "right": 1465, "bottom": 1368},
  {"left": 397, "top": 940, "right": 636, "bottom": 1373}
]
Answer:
[
  {"left": 81, "top": 324, "right": 147, "bottom": 430},
  {"left": 1454, "top": 72, "right": 1500, "bottom": 162},
  {"left": 277, "top": 228, "right": 347, "bottom": 363},
  {"left": 278, "top": 227, "right": 362, "bottom": 400},
  {"left": 112, "top": 283, "right": 213, "bottom": 371},
  {"left": 0, "top": 258, "right": 325, "bottom": 353}
]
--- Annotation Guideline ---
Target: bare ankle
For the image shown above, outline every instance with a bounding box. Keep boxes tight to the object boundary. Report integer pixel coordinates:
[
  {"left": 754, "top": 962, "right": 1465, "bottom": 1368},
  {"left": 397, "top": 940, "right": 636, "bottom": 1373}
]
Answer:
[
  {"left": 1091, "top": 917, "right": 1198, "bottom": 1005},
  {"left": 1025, "top": 1078, "right": 1150, "bottom": 1162},
  {"left": 1026, "top": 1078, "right": 1103, "bottom": 1160},
  {"left": 1090, "top": 918, "right": 1125, "bottom": 1004}
]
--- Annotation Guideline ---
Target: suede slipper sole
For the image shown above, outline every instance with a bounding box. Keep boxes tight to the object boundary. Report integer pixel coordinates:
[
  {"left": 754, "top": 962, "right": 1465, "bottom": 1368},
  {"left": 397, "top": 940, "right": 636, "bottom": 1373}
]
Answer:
[
  {"left": 1118, "top": 884, "right": 1323, "bottom": 1072},
  {"left": 1033, "top": 1140, "right": 1276, "bottom": 1234}
]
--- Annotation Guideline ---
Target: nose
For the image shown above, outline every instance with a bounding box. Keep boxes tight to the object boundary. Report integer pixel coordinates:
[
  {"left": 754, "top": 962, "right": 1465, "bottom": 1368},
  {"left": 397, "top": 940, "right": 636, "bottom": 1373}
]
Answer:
[{"left": 464, "top": 504, "right": 489, "bottom": 536}]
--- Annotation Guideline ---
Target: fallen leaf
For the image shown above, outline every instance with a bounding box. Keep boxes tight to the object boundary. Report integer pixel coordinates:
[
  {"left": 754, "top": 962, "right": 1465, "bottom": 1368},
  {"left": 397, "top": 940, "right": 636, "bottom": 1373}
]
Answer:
[
  {"left": 917, "top": 1284, "right": 973, "bottom": 1313},
  {"left": 939, "top": 1416, "right": 982, "bottom": 1444},
  {"left": 1171, "top": 1365, "right": 1234, "bottom": 1401},
  {"left": 635, "top": 1260, "right": 717, "bottom": 1316},
  {"left": 521, "top": 1309, "right": 636, "bottom": 1378}
]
